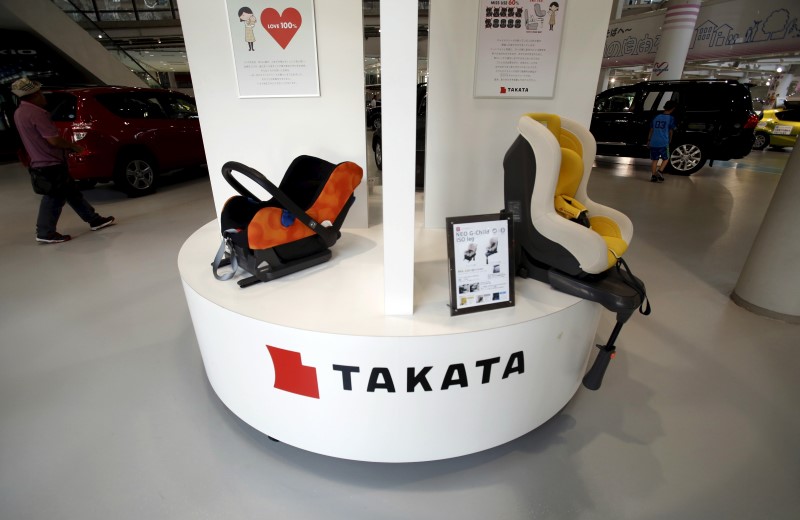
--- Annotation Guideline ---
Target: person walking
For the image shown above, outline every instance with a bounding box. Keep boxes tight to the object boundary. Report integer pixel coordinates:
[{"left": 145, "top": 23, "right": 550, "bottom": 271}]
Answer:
[
  {"left": 647, "top": 99, "right": 677, "bottom": 183},
  {"left": 12, "top": 77, "right": 114, "bottom": 243}
]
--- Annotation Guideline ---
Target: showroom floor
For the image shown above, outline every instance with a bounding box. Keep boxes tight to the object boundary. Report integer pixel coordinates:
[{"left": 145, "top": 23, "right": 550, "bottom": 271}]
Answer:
[{"left": 1, "top": 148, "right": 798, "bottom": 520}]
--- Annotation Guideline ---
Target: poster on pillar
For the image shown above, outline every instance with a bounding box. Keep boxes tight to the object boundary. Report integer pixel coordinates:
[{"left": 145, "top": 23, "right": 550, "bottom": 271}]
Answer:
[
  {"left": 474, "top": 0, "right": 566, "bottom": 98},
  {"left": 225, "top": 0, "right": 320, "bottom": 97}
]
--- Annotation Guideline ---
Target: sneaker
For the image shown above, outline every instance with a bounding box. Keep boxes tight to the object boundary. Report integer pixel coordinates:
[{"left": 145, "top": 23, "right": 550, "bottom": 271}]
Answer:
[
  {"left": 90, "top": 216, "right": 115, "bottom": 231},
  {"left": 656, "top": 171, "right": 665, "bottom": 182},
  {"left": 650, "top": 175, "right": 659, "bottom": 182},
  {"left": 36, "top": 232, "right": 71, "bottom": 244}
]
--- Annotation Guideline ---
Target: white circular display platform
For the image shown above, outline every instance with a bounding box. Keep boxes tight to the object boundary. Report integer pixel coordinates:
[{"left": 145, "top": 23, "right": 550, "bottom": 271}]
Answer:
[{"left": 179, "top": 221, "right": 601, "bottom": 462}]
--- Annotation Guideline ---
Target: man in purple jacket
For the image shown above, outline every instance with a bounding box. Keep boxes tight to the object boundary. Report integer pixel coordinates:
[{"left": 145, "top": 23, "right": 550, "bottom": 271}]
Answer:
[{"left": 12, "top": 77, "right": 115, "bottom": 243}]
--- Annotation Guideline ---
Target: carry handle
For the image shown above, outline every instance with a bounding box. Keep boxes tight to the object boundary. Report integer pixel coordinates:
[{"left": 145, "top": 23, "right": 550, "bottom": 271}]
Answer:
[{"left": 221, "top": 161, "right": 337, "bottom": 247}]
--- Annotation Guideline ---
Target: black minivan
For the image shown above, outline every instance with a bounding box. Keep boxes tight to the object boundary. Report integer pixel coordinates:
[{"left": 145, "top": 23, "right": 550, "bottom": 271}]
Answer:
[{"left": 591, "top": 80, "right": 759, "bottom": 175}]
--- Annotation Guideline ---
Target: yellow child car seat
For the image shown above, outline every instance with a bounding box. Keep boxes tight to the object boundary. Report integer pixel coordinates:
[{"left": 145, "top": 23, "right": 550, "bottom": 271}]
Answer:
[{"left": 504, "top": 113, "right": 649, "bottom": 390}]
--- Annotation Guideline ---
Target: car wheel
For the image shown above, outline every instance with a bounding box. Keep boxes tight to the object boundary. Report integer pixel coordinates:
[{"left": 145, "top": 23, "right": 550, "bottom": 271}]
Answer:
[
  {"left": 752, "top": 132, "right": 770, "bottom": 151},
  {"left": 374, "top": 141, "right": 383, "bottom": 170},
  {"left": 114, "top": 153, "right": 157, "bottom": 196},
  {"left": 668, "top": 143, "right": 706, "bottom": 175},
  {"left": 373, "top": 117, "right": 381, "bottom": 131}
]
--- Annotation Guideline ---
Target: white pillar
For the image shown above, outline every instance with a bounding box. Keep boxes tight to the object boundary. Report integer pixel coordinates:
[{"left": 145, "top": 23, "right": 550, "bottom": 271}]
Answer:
[
  {"left": 380, "top": 0, "right": 417, "bottom": 315},
  {"left": 597, "top": 68, "right": 611, "bottom": 94},
  {"left": 770, "top": 73, "right": 795, "bottom": 107},
  {"left": 732, "top": 145, "right": 800, "bottom": 323},
  {"left": 648, "top": 0, "right": 700, "bottom": 81}
]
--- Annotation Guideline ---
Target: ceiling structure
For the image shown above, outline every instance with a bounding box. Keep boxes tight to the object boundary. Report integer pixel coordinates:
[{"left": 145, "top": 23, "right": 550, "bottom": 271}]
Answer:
[{"left": 50, "top": 0, "right": 798, "bottom": 93}]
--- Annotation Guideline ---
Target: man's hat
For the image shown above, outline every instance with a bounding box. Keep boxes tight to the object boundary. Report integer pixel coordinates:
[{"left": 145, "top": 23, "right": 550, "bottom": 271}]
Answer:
[{"left": 10, "top": 77, "right": 42, "bottom": 97}]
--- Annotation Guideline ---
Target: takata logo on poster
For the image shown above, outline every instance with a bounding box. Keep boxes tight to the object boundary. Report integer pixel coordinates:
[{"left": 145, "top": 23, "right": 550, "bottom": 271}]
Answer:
[{"left": 500, "top": 86, "right": 530, "bottom": 94}]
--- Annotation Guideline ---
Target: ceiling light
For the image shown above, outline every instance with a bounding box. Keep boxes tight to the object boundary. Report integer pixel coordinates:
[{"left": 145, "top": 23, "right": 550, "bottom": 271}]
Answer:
[{"left": 777, "top": 66, "right": 783, "bottom": 73}]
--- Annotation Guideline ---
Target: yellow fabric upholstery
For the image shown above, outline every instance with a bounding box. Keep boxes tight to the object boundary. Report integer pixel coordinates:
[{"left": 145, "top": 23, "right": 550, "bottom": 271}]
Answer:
[{"left": 526, "top": 113, "right": 628, "bottom": 270}]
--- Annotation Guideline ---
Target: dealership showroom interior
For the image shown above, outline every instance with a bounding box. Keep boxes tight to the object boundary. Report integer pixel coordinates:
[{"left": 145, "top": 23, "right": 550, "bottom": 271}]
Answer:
[{"left": 2, "top": 0, "right": 800, "bottom": 518}]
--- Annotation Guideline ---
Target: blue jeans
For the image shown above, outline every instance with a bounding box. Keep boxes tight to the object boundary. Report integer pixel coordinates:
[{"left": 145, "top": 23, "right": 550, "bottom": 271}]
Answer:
[{"left": 33, "top": 164, "right": 99, "bottom": 236}]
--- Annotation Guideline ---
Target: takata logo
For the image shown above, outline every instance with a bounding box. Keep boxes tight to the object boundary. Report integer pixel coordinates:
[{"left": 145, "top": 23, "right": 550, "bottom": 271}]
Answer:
[
  {"left": 267, "top": 345, "right": 525, "bottom": 398},
  {"left": 500, "top": 86, "right": 528, "bottom": 94},
  {"left": 267, "top": 346, "right": 320, "bottom": 398}
]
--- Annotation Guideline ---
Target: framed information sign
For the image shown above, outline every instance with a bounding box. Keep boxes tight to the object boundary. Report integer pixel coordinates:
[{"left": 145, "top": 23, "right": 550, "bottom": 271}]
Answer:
[
  {"left": 446, "top": 213, "right": 515, "bottom": 316},
  {"left": 225, "top": 0, "right": 320, "bottom": 98},
  {"left": 474, "top": 0, "right": 566, "bottom": 98}
]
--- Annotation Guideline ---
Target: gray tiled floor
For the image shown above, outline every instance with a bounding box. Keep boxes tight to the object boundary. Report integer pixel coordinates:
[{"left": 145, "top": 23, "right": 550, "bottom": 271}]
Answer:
[{"left": 1, "top": 149, "right": 798, "bottom": 520}]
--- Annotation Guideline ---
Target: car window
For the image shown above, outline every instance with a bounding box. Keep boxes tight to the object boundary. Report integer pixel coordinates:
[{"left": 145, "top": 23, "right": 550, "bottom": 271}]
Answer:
[
  {"left": 775, "top": 110, "right": 800, "bottom": 122},
  {"left": 595, "top": 92, "right": 635, "bottom": 112},
  {"left": 162, "top": 94, "right": 199, "bottom": 119},
  {"left": 45, "top": 93, "right": 77, "bottom": 121},
  {"left": 642, "top": 90, "right": 661, "bottom": 111},
  {"left": 96, "top": 93, "right": 167, "bottom": 119},
  {"left": 656, "top": 91, "right": 678, "bottom": 110}
]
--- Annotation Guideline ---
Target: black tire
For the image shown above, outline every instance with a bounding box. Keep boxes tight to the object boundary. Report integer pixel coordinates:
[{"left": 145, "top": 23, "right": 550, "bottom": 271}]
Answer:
[
  {"left": 752, "top": 132, "right": 770, "bottom": 151},
  {"left": 372, "top": 116, "right": 381, "bottom": 131},
  {"left": 114, "top": 153, "right": 157, "bottom": 197},
  {"left": 668, "top": 142, "right": 706, "bottom": 175},
  {"left": 374, "top": 140, "right": 383, "bottom": 170}
]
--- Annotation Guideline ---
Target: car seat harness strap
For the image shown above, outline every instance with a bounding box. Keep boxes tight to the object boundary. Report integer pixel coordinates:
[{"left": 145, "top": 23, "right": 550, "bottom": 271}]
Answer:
[{"left": 212, "top": 228, "right": 240, "bottom": 281}]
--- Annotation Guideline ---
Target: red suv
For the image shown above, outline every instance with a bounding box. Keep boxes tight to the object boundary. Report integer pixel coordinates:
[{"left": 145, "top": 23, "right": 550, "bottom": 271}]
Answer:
[{"left": 45, "top": 86, "right": 206, "bottom": 196}]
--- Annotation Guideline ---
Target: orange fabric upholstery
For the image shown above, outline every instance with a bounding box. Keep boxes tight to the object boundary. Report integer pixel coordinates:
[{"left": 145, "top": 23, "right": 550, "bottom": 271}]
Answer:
[{"left": 248, "top": 161, "right": 362, "bottom": 250}]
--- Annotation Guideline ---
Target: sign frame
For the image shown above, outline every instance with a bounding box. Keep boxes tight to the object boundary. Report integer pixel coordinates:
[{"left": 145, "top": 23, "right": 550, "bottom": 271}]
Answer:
[
  {"left": 225, "top": 0, "right": 320, "bottom": 98},
  {"left": 474, "top": 0, "right": 567, "bottom": 99},
  {"left": 446, "top": 212, "right": 515, "bottom": 316}
]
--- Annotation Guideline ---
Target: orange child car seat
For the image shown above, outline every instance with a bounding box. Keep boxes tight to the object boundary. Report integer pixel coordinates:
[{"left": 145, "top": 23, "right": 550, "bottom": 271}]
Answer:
[
  {"left": 212, "top": 156, "right": 362, "bottom": 288},
  {"left": 504, "top": 113, "right": 649, "bottom": 390}
]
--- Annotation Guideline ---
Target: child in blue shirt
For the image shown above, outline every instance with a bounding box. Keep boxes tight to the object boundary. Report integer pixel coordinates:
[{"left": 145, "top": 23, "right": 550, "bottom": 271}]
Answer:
[{"left": 647, "top": 100, "right": 677, "bottom": 182}]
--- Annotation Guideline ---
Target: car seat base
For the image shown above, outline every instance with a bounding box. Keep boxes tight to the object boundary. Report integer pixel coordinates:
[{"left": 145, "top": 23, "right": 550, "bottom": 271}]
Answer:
[
  {"left": 232, "top": 247, "right": 333, "bottom": 288},
  {"left": 517, "top": 251, "right": 645, "bottom": 390}
]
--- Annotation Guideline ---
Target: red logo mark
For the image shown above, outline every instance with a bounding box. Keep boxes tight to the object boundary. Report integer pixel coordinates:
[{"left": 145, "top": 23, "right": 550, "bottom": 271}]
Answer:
[
  {"left": 261, "top": 8, "right": 302, "bottom": 49},
  {"left": 653, "top": 62, "right": 669, "bottom": 76},
  {"left": 267, "top": 346, "right": 319, "bottom": 398},
  {"left": 500, "top": 86, "right": 507, "bottom": 94}
]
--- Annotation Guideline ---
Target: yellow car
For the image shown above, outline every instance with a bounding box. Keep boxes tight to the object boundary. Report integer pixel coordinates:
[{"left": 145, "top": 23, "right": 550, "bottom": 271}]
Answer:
[{"left": 753, "top": 107, "right": 800, "bottom": 150}]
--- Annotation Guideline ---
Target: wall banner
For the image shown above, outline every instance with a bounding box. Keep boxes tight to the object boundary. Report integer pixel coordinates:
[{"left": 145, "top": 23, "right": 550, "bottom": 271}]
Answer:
[
  {"left": 603, "top": 0, "right": 800, "bottom": 68},
  {"left": 474, "top": 0, "right": 567, "bottom": 98},
  {"left": 225, "top": 0, "right": 320, "bottom": 98}
]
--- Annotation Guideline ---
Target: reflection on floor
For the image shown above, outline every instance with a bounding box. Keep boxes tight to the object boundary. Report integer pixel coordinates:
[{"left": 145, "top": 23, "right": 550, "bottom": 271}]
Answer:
[{"left": 1, "top": 148, "right": 798, "bottom": 520}]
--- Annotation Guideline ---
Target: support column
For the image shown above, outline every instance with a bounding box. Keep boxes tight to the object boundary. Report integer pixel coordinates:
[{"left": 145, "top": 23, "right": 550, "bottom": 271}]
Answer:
[
  {"left": 768, "top": 72, "right": 795, "bottom": 108},
  {"left": 380, "top": 0, "right": 417, "bottom": 315},
  {"left": 732, "top": 145, "right": 800, "bottom": 323},
  {"left": 648, "top": 0, "right": 700, "bottom": 81},
  {"left": 597, "top": 68, "right": 611, "bottom": 94}
]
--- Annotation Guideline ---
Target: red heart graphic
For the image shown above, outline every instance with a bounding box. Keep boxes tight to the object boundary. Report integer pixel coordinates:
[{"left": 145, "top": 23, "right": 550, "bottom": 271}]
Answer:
[{"left": 261, "top": 8, "right": 302, "bottom": 49}]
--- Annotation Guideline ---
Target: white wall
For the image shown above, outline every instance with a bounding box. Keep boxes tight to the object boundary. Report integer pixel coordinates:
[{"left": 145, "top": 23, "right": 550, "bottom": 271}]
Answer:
[
  {"left": 178, "top": 0, "right": 368, "bottom": 227},
  {"left": 424, "top": 0, "right": 614, "bottom": 227}
]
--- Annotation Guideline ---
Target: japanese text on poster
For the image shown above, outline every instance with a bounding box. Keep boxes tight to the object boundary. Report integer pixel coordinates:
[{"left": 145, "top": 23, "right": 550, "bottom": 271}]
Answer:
[
  {"left": 474, "top": 0, "right": 566, "bottom": 98},
  {"left": 225, "top": 0, "right": 320, "bottom": 97}
]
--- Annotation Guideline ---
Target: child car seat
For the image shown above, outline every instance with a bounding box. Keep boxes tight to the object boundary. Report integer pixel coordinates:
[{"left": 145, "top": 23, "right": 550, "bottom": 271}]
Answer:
[
  {"left": 212, "top": 156, "right": 362, "bottom": 288},
  {"left": 504, "top": 113, "right": 649, "bottom": 390}
]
